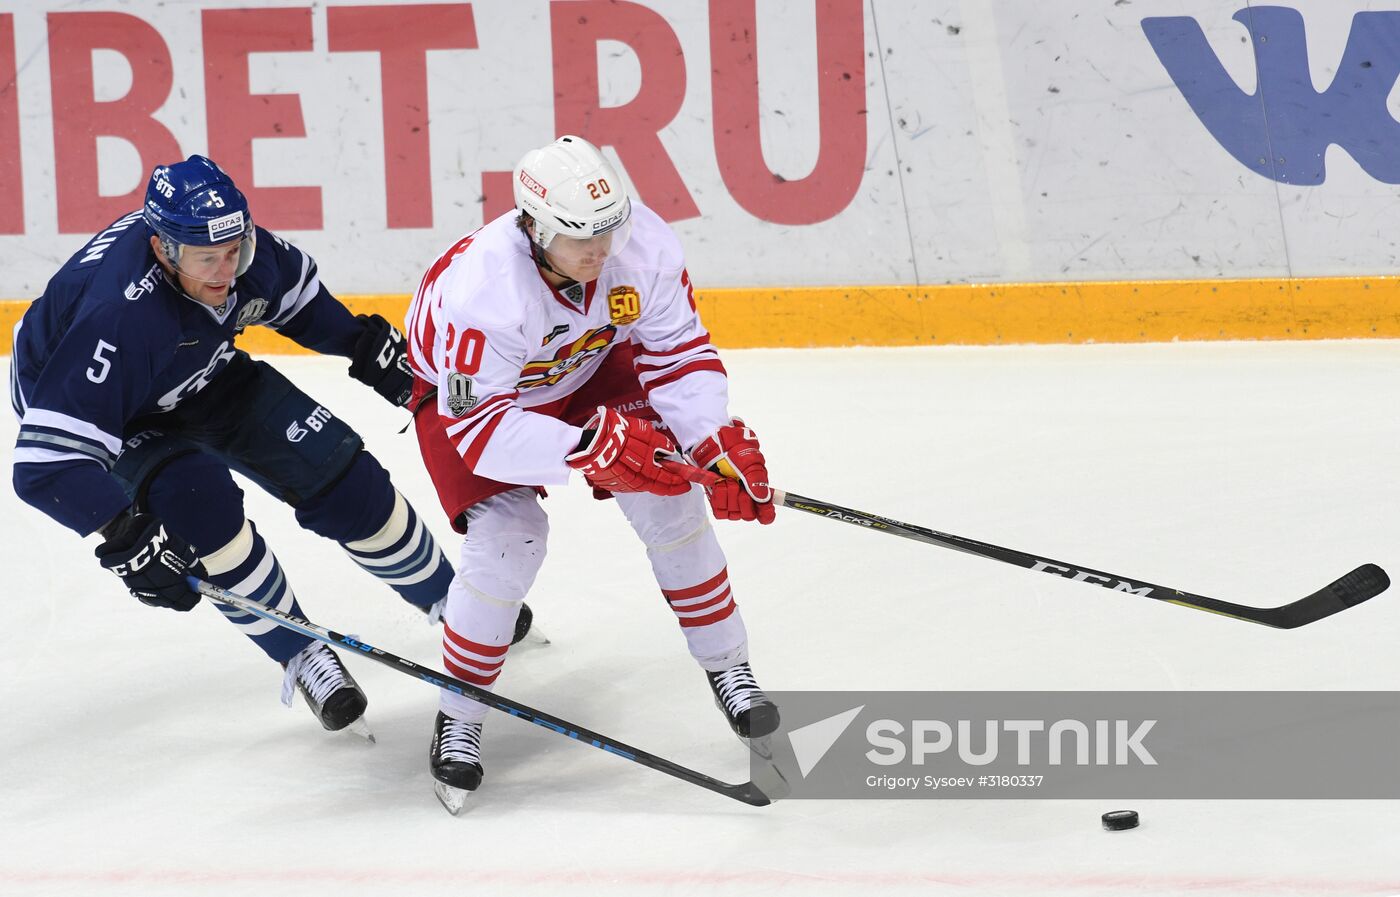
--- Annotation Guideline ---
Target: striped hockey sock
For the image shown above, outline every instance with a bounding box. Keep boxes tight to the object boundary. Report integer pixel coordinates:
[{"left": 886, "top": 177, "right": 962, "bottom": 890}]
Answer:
[
  {"left": 661, "top": 565, "right": 750, "bottom": 670},
  {"left": 201, "top": 520, "right": 309, "bottom": 663},
  {"left": 341, "top": 492, "right": 454, "bottom": 611},
  {"left": 439, "top": 620, "right": 510, "bottom": 725},
  {"left": 437, "top": 584, "right": 524, "bottom": 725}
]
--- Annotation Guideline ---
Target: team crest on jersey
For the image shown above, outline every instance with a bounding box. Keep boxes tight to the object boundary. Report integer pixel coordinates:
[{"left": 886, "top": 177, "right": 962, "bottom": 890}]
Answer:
[
  {"left": 607, "top": 286, "right": 641, "bottom": 325},
  {"left": 446, "top": 372, "right": 478, "bottom": 416},
  {"left": 234, "top": 298, "right": 269, "bottom": 334},
  {"left": 518, "top": 325, "right": 618, "bottom": 390},
  {"left": 157, "top": 340, "right": 237, "bottom": 411}
]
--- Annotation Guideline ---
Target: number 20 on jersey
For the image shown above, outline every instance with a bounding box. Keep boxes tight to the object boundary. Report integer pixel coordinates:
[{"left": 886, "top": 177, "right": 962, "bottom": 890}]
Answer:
[{"left": 445, "top": 325, "right": 485, "bottom": 374}]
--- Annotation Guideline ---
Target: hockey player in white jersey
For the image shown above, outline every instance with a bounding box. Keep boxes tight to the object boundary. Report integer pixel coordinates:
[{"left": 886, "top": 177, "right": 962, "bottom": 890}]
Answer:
[{"left": 406, "top": 135, "right": 778, "bottom": 806}]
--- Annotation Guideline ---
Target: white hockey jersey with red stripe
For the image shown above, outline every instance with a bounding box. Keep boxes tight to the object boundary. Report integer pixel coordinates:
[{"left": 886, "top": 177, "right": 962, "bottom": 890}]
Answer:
[{"left": 406, "top": 201, "right": 730, "bottom": 486}]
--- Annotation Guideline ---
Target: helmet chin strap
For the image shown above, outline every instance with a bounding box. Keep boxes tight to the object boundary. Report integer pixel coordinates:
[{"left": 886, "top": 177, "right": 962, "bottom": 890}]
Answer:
[
  {"left": 157, "top": 266, "right": 228, "bottom": 310},
  {"left": 528, "top": 235, "right": 574, "bottom": 282},
  {"left": 154, "top": 249, "right": 233, "bottom": 311}
]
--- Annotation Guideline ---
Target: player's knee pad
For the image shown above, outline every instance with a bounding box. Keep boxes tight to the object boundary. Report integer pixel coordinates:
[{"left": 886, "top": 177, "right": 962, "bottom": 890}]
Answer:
[
  {"left": 140, "top": 450, "right": 246, "bottom": 554},
  {"left": 457, "top": 488, "right": 549, "bottom": 604},
  {"left": 202, "top": 518, "right": 259, "bottom": 576},
  {"left": 294, "top": 451, "right": 396, "bottom": 543},
  {"left": 617, "top": 488, "right": 710, "bottom": 554},
  {"left": 342, "top": 489, "right": 452, "bottom": 606},
  {"left": 343, "top": 489, "right": 411, "bottom": 554}
]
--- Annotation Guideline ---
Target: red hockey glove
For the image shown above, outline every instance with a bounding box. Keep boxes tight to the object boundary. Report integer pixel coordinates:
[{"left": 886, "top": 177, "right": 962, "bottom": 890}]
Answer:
[
  {"left": 689, "top": 419, "right": 775, "bottom": 524},
  {"left": 565, "top": 406, "right": 691, "bottom": 497}
]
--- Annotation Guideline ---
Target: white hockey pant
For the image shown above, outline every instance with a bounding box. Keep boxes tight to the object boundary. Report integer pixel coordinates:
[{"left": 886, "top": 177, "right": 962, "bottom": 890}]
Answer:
[
  {"left": 438, "top": 486, "right": 749, "bottom": 723},
  {"left": 439, "top": 488, "right": 548, "bottom": 723}
]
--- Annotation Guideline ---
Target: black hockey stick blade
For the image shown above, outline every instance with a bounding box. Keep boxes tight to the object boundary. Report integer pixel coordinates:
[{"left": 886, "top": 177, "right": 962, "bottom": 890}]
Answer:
[
  {"left": 1244, "top": 563, "right": 1389, "bottom": 630},
  {"left": 190, "top": 578, "right": 772, "bottom": 807},
  {"left": 775, "top": 490, "right": 1389, "bottom": 629}
]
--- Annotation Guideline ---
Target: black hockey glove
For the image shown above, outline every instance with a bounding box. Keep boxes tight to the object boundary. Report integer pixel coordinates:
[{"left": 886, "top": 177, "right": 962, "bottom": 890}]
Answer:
[
  {"left": 349, "top": 313, "right": 414, "bottom": 408},
  {"left": 95, "top": 513, "right": 205, "bottom": 612}
]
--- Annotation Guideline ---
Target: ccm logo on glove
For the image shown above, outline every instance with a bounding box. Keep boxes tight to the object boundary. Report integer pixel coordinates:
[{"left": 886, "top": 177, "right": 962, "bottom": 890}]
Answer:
[
  {"left": 107, "top": 527, "right": 181, "bottom": 576},
  {"left": 349, "top": 314, "right": 414, "bottom": 407},
  {"left": 566, "top": 406, "right": 690, "bottom": 497},
  {"left": 689, "top": 419, "right": 775, "bottom": 524},
  {"left": 95, "top": 513, "right": 206, "bottom": 612}
]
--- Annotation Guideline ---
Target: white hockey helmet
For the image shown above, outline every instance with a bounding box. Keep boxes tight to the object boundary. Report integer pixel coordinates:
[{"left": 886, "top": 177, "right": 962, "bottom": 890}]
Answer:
[{"left": 512, "top": 135, "right": 632, "bottom": 254}]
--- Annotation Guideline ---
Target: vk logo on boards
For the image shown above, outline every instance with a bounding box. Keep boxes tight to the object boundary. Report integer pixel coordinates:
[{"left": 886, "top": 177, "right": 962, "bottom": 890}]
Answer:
[{"left": 1142, "top": 6, "right": 1400, "bottom": 184}]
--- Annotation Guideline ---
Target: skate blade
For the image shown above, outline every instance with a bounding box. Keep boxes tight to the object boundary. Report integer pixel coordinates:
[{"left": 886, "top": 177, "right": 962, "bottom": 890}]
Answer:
[
  {"left": 518, "top": 625, "right": 551, "bottom": 647},
  {"left": 743, "top": 733, "right": 792, "bottom": 801},
  {"left": 344, "top": 716, "right": 376, "bottom": 744},
  {"left": 745, "top": 732, "right": 775, "bottom": 761},
  {"left": 434, "top": 780, "right": 469, "bottom": 816}
]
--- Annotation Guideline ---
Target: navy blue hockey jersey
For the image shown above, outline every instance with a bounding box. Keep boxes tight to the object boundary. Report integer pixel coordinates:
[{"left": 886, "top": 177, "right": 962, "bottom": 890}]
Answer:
[{"left": 11, "top": 211, "right": 363, "bottom": 536}]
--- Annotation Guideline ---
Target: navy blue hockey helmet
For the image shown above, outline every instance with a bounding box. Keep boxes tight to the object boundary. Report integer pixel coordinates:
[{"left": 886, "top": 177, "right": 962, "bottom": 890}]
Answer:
[{"left": 144, "top": 155, "right": 255, "bottom": 278}]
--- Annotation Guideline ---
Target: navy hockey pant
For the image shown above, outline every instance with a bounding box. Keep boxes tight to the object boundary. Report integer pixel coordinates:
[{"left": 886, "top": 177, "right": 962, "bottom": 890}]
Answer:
[{"left": 112, "top": 353, "right": 452, "bottom": 662}]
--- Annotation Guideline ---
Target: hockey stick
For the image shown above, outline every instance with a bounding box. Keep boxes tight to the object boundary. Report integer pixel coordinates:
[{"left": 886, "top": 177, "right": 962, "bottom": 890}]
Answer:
[
  {"left": 188, "top": 577, "right": 772, "bottom": 807},
  {"left": 657, "top": 458, "right": 1387, "bottom": 626},
  {"left": 770, "top": 490, "right": 1387, "bottom": 629}
]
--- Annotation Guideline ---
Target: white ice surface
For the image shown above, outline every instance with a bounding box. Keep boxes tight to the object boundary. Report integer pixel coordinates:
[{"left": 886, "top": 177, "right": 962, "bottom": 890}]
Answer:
[{"left": 4, "top": 342, "right": 1400, "bottom": 896}]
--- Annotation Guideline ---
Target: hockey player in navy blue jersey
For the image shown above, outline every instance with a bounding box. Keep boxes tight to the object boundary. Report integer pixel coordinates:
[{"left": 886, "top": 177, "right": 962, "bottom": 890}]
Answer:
[{"left": 10, "top": 155, "right": 527, "bottom": 734}]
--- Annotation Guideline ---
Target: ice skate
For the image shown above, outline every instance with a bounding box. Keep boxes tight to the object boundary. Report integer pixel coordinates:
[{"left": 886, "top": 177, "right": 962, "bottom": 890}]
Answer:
[
  {"left": 430, "top": 711, "right": 484, "bottom": 815},
  {"left": 705, "top": 662, "right": 779, "bottom": 740},
  {"left": 511, "top": 601, "right": 550, "bottom": 646},
  {"left": 704, "top": 663, "right": 791, "bottom": 799},
  {"left": 425, "top": 599, "right": 544, "bottom": 646},
  {"left": 281, "top": 642, "right": 370, "bottom": 737}
]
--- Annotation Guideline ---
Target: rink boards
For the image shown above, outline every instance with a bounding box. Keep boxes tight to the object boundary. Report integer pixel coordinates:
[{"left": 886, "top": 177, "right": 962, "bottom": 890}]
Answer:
[{"left": 6, "top": 274, "right": 1400, "bottom": 354}]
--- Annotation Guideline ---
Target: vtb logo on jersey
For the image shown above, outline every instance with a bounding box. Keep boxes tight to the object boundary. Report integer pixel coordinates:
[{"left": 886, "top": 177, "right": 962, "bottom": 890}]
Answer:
[
  {"left": 608, "top": 286, "right": 641, "bottom": 325},
  {"left": 518, "top": 325, "right": 618, "bottom": 389},
  {"left": 124, "top": 263, "right": 161, "bottom": 302}
]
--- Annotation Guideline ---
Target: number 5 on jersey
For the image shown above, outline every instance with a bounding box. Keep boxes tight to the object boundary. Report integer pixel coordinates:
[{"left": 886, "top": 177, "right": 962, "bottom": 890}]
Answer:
[{"left": 87, "top": 340, "right": 117, "bottom": 383}]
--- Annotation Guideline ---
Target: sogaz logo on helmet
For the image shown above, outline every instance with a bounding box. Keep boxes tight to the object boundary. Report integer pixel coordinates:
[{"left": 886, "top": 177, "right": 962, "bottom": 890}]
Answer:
[
  {"left": 591, "top": 207, "right": 627, "bottom": 235},
  {"left": 207, "top": 210, "right": 245, "bottom": 242}
]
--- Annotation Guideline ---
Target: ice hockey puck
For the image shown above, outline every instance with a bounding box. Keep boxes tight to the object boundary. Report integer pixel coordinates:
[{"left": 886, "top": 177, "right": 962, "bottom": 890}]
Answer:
[{"left": 1101, "top": 810, "right": 1139, "bottom": 831}]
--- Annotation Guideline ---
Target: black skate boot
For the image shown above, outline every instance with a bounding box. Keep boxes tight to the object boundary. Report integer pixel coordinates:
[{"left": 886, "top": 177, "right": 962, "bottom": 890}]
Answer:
[
  {"left": 430, "top": 711, "right": 484, "bottom": 815},
  {"left": 425, "top": 600, "right": 537, "bottom": 646},
  {"left": 511, "top": 602, "right": 534, "bottom": 645},
  {"left": 705, "top": 662, "right": 779, "bottom": 739},
  {"left": 281, "top": 642, "right": 368, "bottom": 732}
]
